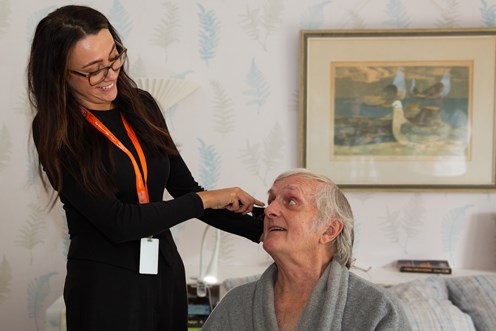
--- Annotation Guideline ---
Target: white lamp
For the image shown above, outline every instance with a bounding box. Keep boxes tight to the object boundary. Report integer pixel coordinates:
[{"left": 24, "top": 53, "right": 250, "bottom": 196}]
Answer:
[{"left": 197, "top": 225, "right": 221, "bottom": 297}]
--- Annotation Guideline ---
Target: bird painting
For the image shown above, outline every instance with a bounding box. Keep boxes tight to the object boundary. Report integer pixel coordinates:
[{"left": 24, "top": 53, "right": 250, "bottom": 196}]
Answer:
[
  {"left": 362, "top": 68, "right": 407, "bottom": 107},
  {"left": 409, "top": 69, "right": 451, "bottom": 101},
  {"left": 391, "top": 100, "right": 452, "bottom": 146}
]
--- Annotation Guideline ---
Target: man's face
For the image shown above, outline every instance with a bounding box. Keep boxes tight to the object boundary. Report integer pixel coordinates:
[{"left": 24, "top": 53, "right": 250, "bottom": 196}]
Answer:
[{"left": 262, "top": 175, "right": 324, "bottom": 260}]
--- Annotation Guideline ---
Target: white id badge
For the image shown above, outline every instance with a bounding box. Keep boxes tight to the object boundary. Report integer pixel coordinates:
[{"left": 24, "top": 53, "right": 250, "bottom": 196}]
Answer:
[{"left": 139, "top": 238, "right": 159, "bottom": 275}]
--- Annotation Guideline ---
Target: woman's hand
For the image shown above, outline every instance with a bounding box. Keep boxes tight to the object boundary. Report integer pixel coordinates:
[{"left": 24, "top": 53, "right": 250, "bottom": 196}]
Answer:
[{"left": 197, "top": 187, "right": 265, "bottom": 214}]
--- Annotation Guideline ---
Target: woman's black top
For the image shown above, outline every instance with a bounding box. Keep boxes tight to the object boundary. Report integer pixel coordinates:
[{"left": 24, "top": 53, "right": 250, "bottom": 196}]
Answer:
[{"left": 33, "top": 89, "right": 263, "bottom": 272}]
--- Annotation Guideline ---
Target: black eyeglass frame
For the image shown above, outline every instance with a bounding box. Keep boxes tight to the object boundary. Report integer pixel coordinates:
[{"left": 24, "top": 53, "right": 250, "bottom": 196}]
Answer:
[{"left": 69, "top": 41, "right": 127, "bottom": 86}]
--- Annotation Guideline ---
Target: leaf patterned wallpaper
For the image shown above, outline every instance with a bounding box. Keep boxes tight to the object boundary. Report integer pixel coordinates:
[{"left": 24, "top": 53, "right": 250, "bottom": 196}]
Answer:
[{"left": 1, "top": 0, "right": 496, "bottom": 329}]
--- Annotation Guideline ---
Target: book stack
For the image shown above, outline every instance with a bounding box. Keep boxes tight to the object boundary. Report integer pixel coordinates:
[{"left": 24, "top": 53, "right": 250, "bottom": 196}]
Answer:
[{"left": 396, "top": 259, "right": 452, "bottom": 274}]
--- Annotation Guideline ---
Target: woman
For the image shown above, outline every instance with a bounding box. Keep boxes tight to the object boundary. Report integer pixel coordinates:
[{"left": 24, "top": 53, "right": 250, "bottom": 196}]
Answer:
[{"left": 27, "top": 5, "right": 264, "bottom": 331}]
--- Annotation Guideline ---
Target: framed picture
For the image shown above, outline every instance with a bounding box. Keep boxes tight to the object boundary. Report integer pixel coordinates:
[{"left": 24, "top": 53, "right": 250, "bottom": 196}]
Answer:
[{"left": 299, "top": 28, "right": 496, "bottom": 191}]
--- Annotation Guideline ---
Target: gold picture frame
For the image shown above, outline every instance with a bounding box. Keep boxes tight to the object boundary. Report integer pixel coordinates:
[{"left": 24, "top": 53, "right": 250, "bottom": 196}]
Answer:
[{"left": 299, "top": 28, "right": 496, "bottom": 191}]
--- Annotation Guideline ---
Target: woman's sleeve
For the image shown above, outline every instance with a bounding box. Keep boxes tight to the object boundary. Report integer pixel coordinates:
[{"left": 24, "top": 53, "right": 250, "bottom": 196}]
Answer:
[
  {"left": 166, "top": 152, "right": 264, "bottom": 243},
  {"left": 59, "top": 170, "right": 205, "bottom": 243}
]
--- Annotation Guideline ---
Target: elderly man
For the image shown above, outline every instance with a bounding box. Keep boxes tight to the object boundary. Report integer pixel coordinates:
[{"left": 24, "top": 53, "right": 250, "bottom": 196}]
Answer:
[{"left": 202, "top": 168, "right": 411, "bottom": 331}]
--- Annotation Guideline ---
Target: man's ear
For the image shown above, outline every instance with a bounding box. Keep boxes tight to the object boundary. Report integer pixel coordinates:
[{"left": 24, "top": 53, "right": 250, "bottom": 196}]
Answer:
[{"left": 320, "top": 219, "right": 343, "bottom": 245}]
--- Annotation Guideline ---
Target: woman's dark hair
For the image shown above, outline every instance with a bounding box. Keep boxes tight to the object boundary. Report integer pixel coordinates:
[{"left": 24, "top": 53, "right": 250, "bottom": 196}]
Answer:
[{"left": 28, "top": 5, "right": 177, "bottom": 199}]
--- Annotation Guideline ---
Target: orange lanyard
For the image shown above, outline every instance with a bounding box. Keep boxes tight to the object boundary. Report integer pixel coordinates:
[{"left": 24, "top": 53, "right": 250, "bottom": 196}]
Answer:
[{"left": 80, "top": 106, "right": 149, "bottom": 204}]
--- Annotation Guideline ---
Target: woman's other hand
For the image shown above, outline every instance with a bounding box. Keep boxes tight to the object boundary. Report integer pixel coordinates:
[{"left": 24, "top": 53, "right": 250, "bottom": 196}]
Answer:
[{"left": 197, "top": 188, "right": 265, "bottom": 214}]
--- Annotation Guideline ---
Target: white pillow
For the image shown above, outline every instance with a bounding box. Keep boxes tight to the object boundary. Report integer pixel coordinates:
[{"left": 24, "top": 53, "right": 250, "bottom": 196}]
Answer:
[
  {"left": 446, "top": 275, "right": 496, "bottom": 331},
  {"left": 388, "top": 275, "right": 476, "bottom": 331}
]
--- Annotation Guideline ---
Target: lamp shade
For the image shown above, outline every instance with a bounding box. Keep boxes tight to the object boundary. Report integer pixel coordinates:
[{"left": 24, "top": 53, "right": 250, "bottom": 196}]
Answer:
[{"left": 199, "top": 226, "right": 221, "bottom": 285}]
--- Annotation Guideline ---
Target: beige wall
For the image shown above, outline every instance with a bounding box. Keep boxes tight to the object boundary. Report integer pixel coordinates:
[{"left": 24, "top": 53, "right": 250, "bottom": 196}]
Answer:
[{"left": 1, "top": 0, "right": 495, "bottom": 330}]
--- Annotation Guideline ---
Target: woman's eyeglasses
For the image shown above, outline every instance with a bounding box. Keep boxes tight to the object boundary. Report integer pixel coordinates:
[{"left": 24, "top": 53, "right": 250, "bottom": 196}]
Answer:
[{"left": 69, "top": 41, "right": 127, "bottom": 86}]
